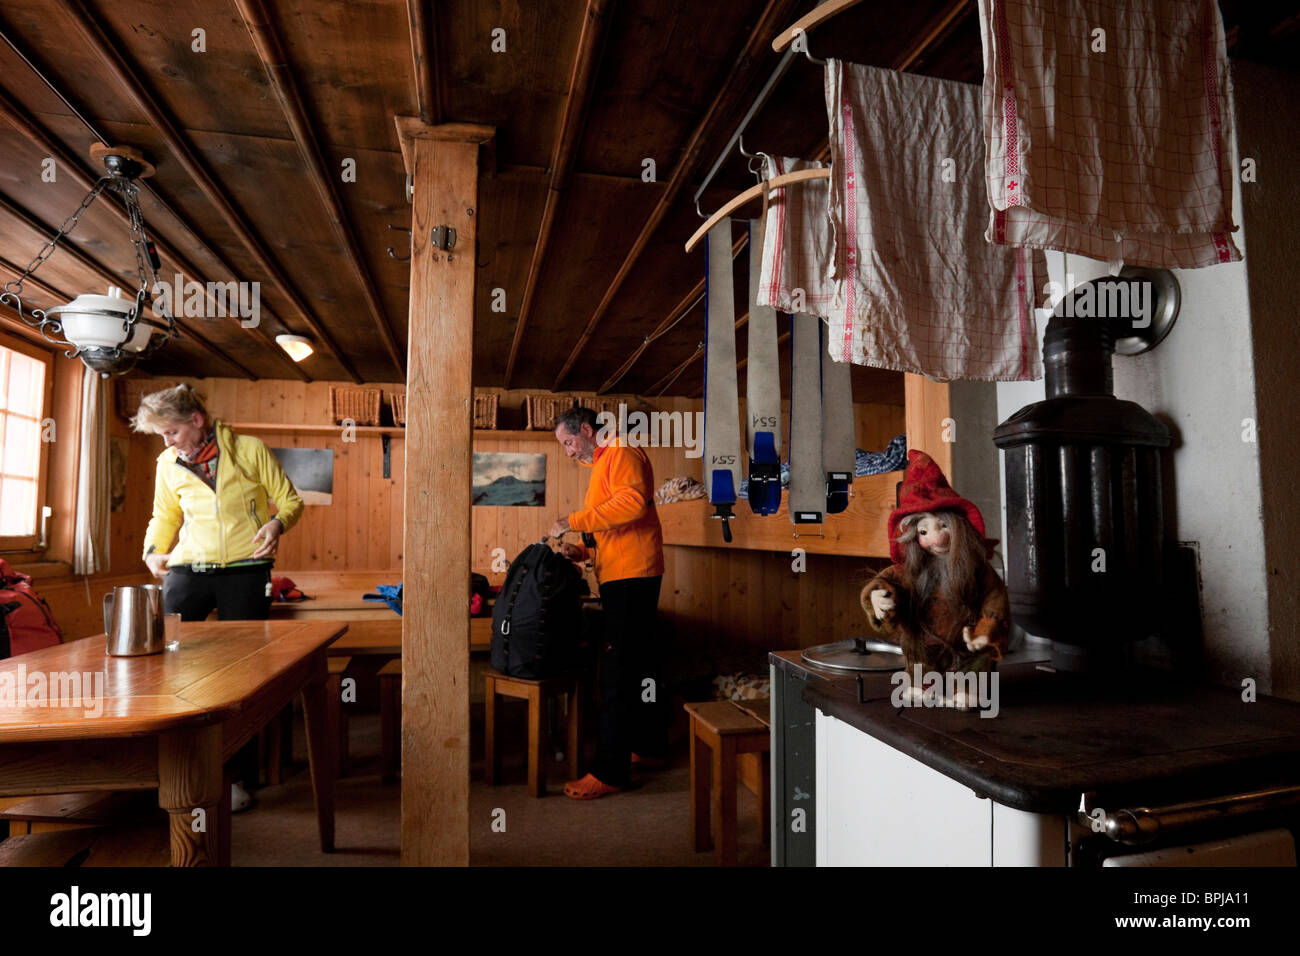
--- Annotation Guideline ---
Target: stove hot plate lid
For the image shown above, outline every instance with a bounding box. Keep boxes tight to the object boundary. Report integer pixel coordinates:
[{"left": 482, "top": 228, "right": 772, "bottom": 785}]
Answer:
[{"left": 802, "top": 638, "right": 905, "bottom": 672}]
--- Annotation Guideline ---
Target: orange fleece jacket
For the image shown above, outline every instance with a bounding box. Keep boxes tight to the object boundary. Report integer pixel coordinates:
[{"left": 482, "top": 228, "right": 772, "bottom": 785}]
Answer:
[{"left": 567, "top": 440, "right": 665, "bottom": 584}]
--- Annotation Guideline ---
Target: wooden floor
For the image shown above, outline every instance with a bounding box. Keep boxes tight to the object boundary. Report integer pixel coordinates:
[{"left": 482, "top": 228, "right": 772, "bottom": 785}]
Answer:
[{"left": 228, "top": 707, "right": 769, "bottom": 867}]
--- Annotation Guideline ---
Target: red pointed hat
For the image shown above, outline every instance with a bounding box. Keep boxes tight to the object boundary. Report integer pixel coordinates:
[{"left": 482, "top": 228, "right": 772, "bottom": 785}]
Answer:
[{"left": 887, "top": 450, "right": 993, "bottom": 564}]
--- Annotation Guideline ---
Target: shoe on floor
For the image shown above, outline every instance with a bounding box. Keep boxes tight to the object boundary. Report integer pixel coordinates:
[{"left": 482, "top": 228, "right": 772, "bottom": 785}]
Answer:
[
  {"left": 631, "top": 753, "right": 668, "bottom": 770},
  {"left": 231, "top": 781, "right": 253, "bottom": 813},
  {"left": 563, "top": 773, "right": 622, "bottom": 800}
]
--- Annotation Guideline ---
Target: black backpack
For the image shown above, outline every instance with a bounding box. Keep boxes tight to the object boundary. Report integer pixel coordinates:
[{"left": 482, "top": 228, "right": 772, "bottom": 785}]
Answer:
[{"left": 491, "top": 543, "right": 584, "bottom": 679}]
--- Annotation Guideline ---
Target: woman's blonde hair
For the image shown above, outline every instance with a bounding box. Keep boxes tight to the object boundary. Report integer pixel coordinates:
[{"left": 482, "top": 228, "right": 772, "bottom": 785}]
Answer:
[{"left": 131, "top": 383, "right": 210, "bottom": 434}]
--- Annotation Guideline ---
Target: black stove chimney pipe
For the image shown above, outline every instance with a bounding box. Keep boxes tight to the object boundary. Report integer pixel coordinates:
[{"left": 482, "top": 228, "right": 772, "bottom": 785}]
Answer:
[{"left": 994, "top": 275, "right": 1175, "bottom": 672}]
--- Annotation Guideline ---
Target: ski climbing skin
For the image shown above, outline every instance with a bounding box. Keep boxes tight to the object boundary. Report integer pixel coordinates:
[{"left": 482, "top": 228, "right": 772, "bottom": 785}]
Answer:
[
  {"left": 703, "top": 223, "right": 741, "bottom": 541},
  {"left": 820, "top": 320, "right": 856, "bottom": 514},
  {"left": 788, "top": 313, "right": 824, "bottom": 526},
  {"left": 745, "top": 216, "right": 782, "bottom": 516}
]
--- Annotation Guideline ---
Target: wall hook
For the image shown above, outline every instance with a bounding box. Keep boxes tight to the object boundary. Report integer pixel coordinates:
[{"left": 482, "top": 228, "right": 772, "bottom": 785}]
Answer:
[{"left": 386, "top": 224, "right": 412, "bottom": 262}]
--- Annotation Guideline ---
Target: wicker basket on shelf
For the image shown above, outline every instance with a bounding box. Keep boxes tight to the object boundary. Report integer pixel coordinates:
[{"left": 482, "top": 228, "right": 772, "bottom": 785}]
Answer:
[
  {"left": 473, "top": 392, "right": 499, "bottom": 429},
  {"left": 329, "top": 386, "right": 382, "bottom": 426},
  {"left": 525, "top": 394, "right": 576, "bottom": 431},
  {"left": 116, "top": 378, "right": 177, "bottom": 423},
  {"left": 391, "top": 391, "right": 407, "bottom": 426}
]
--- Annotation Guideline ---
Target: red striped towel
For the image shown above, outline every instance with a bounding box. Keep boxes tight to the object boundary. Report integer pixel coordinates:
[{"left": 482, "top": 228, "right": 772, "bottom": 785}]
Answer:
[{"left": 980, "top": 0, "right": 1241, "bottom": 268}]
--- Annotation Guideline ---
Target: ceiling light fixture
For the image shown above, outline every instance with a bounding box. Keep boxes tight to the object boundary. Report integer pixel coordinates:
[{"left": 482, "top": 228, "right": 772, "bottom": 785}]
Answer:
[
  {"left": 0, "top": 143, "right": 177, "bottom": 376},
  {"left": 275, "top": 333, "right": 314, "bottom": 362}
]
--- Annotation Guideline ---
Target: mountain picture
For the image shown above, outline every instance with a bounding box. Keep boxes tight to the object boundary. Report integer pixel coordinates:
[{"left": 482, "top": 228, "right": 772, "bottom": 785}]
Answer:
[{"left": 472, "top": 452, "right": 546, "bottom": 507}]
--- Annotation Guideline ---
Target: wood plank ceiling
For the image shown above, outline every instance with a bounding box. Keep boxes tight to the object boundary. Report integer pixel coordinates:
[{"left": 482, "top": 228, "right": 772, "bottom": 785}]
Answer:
[{"left": 0, "top": 0, "right": 1295, "bottom": 398}]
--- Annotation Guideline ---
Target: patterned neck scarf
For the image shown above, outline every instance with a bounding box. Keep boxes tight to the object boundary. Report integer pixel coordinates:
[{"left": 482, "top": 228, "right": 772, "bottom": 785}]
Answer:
[{"left": 179, "top": 430, "right": 219, "bottom": 488}]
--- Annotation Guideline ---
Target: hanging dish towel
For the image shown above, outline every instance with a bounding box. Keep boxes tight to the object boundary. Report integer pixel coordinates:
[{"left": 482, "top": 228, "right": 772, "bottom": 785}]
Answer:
[
  {"left": 979, "top": 0, "right": 1240, "bottom": 269},
  {"left": 756, "top": 155, "right": 836, "bottom": 318},
  {"left": 823, "top": 60, "right": 1044, "bottom": 381}
]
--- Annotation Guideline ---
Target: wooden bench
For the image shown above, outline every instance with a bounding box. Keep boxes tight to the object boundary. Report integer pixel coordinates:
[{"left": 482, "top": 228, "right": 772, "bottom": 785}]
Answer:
[
  {"left": 484, "top": 669, "right": 582, "bottom": 797},
  {"left": 0, "top": 816, "right": 171, "bottom": 867},
  {"left": 0, "top": 791, "right": 150, "bottom": 836},
  {"left": 684, "top": 699, "right": 771, "bottom": 866}
]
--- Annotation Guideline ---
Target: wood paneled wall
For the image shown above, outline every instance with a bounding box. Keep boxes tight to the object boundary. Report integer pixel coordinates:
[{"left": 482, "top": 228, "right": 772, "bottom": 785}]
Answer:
[
  {"left": 34, "top": 373, "right": 902, "bottom": 657},
  {"left": 472, "top": 395, "right": 903, "bottom": 666}
]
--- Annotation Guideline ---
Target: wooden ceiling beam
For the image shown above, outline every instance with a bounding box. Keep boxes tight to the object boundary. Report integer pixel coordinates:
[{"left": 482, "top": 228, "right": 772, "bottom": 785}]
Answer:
[
  {"left": 0, "top": 193, "right": 259, "bottom": 379},
  {"left": 502, "top": 0, "right": 614, "bottom": 388},
  {"left": 52, "top": 0, "right": 361, "bottom": 382},
  {"left": 234, "top": 0, "right": 405, "bottom": 378},
  {"left": 550, "top": 0, "right": 806, "bottom": 390},
  {"left": 405, "top": 0, "right": 443, "bottom": 126},
  {"left": 599, "top": 233, "right": 746, "bottom": 395},
  {"left": 648, "top": 308, "right": 751, "bottom": 397},
  {"left": 0, "top": 75, "right": 309, "bottom": 382}
]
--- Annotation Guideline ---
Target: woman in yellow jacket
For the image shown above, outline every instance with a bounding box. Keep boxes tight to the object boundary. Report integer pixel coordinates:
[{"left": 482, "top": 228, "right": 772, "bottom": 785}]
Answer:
[
  {"left": 133, "top": 384, "right": 303, "bottom": 620},
  {"left": 132, "top": 384, "right": 303, "bottom": 811}
]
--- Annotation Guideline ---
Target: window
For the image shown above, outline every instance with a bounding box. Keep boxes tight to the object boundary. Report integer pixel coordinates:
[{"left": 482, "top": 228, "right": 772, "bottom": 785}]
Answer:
[{"left": 0, "top": 335, "right": 54, "bottom": 551}]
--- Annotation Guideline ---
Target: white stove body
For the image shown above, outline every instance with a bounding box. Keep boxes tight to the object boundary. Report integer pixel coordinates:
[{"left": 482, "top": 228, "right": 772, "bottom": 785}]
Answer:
[{"left": 814, "top": 712, "right": 1297, "bottom": 867}]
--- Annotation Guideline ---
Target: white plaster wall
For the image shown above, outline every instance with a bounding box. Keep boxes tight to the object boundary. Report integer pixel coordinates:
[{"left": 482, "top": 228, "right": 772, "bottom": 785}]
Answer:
[{"left": 994, "top": 79, "right": 1270, "bottom": 689}]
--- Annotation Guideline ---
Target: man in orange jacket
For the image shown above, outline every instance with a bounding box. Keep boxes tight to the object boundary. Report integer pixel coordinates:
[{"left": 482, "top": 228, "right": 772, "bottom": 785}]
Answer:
[{"left": 550, "top": 406, "right": 666, "bottom": 799}]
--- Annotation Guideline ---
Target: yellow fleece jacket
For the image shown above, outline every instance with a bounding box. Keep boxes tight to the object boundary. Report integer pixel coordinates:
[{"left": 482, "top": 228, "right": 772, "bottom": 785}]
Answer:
[
  {"left": 142, "top": 420, "right": 304, "bottom": 567},
  {"left": 567, "top": 440, "right": 664, "bottom": 584}
]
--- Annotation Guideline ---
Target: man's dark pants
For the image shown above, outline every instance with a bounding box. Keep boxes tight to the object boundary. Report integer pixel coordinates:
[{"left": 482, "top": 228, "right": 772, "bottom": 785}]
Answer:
[{"left": 590, "top": 575, "right": 665, "bottom": 788}]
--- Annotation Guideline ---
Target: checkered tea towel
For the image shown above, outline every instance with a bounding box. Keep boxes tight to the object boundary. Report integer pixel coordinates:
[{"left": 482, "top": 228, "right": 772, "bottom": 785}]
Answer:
[
  {"left": 823, "top": 60, "right": 1044, "bottom": 381},
  {"left": 979, "top": 0, "right": 1241, "bottom": 269}
]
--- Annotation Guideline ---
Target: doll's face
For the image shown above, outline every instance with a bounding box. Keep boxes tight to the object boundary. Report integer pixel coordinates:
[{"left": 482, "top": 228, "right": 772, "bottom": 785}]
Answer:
[{"left": 916, "top": 514, "right": 952, "bottom": 556}]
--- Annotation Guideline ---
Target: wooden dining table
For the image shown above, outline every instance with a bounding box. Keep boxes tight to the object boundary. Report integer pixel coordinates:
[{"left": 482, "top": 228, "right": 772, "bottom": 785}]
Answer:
[{"left": 0, "top": 619, "right": 345, "bottom": 866}]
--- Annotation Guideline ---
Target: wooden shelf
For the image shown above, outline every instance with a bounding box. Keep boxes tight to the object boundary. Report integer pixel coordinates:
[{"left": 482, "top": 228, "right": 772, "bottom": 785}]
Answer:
[
  {"left": 227, "top": 421, "right": 405, "bottom": 436},
  {"left": 658, "top": 471, "right": 899, "bottom": 559},
  {"left": 472, "top": 429, "right": 555, "bottom": 441}
]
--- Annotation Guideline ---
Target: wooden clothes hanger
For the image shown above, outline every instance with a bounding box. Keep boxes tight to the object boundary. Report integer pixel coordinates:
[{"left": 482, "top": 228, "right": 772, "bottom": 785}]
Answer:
[{"left": 684, "top": 167, "right": 830, "bottom": 253}]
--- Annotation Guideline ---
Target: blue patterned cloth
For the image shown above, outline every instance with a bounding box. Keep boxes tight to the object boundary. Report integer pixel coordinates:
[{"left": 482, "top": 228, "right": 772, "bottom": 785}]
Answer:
[
  {"left": 737, "top": 434, "right": 906, "bottom": 499},
  {"left": 363, "top": 584, "right": 403, "bottom": 615}
]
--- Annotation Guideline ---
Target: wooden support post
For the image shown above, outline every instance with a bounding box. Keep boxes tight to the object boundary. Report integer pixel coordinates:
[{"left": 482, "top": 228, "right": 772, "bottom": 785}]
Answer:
[
  {"left": 903, "top": 374, "right": 952, "bottom": 477},
  {"left": 397, "top": 118, "right": 493, "bottom": 866}
]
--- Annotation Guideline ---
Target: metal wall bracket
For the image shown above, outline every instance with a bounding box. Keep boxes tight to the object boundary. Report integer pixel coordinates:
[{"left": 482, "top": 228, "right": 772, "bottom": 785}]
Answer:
[
  {"left": 431, "top": 225, "right": 457, "bottom": 251},
  {"left": 382, "top": 434, "right": 392, "bottom": 479}
]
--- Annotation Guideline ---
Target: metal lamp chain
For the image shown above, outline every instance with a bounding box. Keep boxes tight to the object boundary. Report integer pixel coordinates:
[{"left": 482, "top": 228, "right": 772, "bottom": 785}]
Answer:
[{"left": 1, "top": 176, "right": 111, "bottom": 299}]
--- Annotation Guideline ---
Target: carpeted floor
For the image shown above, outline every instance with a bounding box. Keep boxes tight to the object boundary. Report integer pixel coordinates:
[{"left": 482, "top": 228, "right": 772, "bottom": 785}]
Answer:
[{"left": 231, "top": 704, "right": 769, "bottom": 867}]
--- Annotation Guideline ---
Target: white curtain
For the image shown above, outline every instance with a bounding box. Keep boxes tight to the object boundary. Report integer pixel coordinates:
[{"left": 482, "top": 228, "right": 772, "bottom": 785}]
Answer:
[{"left": 73, "top": 365, "right": 110, "bottom": 575}]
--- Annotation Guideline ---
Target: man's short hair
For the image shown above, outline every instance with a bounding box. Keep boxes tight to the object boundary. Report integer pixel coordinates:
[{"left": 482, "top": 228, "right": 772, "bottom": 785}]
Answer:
[{"left": 554, "top": 405, "right": 598, "bottom": 435}]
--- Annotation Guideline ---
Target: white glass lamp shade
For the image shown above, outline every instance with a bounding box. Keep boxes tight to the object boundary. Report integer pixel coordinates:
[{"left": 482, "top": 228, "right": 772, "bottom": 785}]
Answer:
[
  {"left": 276, "top": 334, "right": 314, "bottom": 362},
  {"left": 56, "top": 286, "right": 134, "bottom": 350}
]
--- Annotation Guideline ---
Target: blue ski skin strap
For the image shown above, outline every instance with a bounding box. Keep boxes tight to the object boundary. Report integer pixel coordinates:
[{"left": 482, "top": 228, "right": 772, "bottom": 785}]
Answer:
[
  {"left": 703, "top": 222, "right": 741, "bottom": 541},
  {"left": 745, "top": 216, "right": 782, "bottom": 516}
]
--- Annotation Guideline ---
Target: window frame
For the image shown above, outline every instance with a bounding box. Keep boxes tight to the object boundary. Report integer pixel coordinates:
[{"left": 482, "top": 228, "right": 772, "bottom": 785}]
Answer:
[{"left": 0, "top": 331, "right": 55, "bottom": 554}]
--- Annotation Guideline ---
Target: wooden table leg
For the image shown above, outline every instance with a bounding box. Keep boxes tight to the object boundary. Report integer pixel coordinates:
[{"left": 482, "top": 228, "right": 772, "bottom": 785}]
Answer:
[
  {"left": 527, "top": 685, "right": 543, "bottom": 797},
  {"left": 158, "top": 724, "right": 224, "bottom": 867},
  {"left": 713, "top": 736, "right": 737, "bottom": 866},
  {"left": 219, "top": 765, "right": 233, "bottom": 866},
  {"left": 301, "top": 667, "right": 337, "bottom": 853},
  {"left": 758, "top": 751, "right": 771, "bottom": 845},
  {"left": 689, "top": 720, "right": 711, "bottom": 852}
]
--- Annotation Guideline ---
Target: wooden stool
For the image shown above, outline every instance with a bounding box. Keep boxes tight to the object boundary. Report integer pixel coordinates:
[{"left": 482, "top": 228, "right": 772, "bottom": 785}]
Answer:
[
  {"left": 685, "top": 700, "right": 771, "bottom": 866},
  {"left": 378, "top": 659, "right": 402, "bottom": 784},
  {"left": 327, "top": 656, "right": 352, "bottom": 778},
  {"left": 484, "top": 668, "right": 582, "bottom": 797}
]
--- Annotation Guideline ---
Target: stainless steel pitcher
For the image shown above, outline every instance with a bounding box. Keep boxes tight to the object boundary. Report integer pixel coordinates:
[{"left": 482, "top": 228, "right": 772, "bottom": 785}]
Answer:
[{"left": 103, "top": 584, "right": 167, "bottom": 656}]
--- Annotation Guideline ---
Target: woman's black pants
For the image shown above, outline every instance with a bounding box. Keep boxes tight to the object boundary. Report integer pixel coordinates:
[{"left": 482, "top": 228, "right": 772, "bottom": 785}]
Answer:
[{"left": 163, "top": 564, "right": 273, "bottom": 788}]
